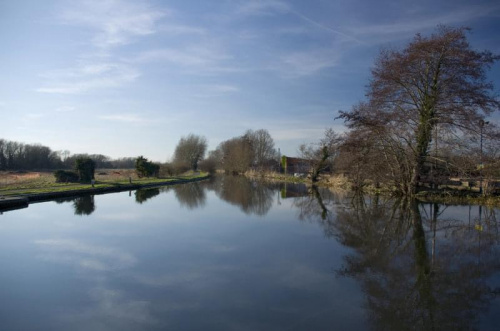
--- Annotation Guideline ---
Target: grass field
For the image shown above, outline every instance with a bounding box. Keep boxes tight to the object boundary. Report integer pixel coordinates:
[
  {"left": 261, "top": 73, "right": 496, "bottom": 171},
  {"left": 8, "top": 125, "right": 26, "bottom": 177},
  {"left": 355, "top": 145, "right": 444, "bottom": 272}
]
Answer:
[{"left": 0, "top": 169, "right": 207, "bottom": 196}]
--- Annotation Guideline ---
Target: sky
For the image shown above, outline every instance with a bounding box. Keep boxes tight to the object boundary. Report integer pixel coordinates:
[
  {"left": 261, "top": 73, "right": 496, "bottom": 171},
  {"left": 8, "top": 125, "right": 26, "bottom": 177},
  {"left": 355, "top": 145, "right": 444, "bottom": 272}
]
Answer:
[{"left": 1, "top": 0, "right": 499, "bottom": 162}]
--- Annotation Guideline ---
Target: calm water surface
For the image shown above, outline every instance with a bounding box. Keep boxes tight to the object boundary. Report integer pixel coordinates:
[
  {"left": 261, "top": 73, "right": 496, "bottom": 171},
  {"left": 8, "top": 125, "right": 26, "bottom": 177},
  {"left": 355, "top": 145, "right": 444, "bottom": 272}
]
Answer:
[{"left": 1, "top": 176, "right": 499, "bottom": 330}]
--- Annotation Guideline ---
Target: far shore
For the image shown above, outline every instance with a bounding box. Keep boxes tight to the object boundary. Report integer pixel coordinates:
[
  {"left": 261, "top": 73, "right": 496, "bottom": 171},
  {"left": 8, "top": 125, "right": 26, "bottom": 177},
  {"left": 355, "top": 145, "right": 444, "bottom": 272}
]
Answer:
[{"left": 244, "top": 171, "right": 500, "bottom": 207}]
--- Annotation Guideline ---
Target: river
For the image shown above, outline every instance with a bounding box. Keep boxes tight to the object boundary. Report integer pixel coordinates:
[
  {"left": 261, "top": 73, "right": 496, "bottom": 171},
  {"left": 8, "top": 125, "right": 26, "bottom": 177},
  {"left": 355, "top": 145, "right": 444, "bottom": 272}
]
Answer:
[{"left": 0, "top": 176, "right": 499, "bottom": 330}]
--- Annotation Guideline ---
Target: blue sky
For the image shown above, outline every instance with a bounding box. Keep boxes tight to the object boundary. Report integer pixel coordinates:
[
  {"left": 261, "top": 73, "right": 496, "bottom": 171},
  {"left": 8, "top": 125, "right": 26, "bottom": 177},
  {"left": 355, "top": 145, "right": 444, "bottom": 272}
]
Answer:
[{"left": 1, "top": 0, "right": 499, "bottom": 161}]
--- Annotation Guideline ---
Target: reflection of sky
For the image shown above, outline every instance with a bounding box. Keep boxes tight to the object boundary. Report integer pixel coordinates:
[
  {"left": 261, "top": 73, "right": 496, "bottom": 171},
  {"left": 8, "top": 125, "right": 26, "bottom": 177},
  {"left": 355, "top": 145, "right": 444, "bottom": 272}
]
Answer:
[{"left": 0, "top": 185, "right": 366, "bottom": 330}]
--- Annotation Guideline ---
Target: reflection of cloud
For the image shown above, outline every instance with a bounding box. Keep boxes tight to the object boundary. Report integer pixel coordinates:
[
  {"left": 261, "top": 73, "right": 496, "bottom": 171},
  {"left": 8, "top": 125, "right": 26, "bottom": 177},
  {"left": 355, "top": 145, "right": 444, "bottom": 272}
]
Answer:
[
  {"left": 100, "top": 212, "right": 141, "bottom": 221},
  {"left": 34, "top": 239, "right": 136, "bottom": 271},
  {"left": 59, "top": 287, "right": 158, "bottom": 330}
]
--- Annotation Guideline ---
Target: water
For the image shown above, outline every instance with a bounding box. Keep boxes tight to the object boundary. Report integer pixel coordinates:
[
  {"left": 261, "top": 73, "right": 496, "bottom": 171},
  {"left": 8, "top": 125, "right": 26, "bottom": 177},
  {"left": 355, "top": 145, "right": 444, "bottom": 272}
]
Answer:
[{"left": 0, "top": 176, "right": 499, "bottom": 330}]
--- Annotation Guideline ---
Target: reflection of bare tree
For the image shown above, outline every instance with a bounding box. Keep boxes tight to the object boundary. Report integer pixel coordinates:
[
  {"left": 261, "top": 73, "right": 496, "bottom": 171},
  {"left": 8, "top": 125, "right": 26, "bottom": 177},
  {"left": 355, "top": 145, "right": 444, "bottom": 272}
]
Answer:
[
  {"left": 208, "top": 175, "right": 274, "bottom": 216},
  {"left": 333, "top": 198, "right": 500, "bottom": 331},
  {"left": 73, "top": 195, "right": 96, "bottom": 215},
  {"left": 291, "top": 185, "right": 347, "bottom": 237},
  {"left": 134, "top": 188, "right": 160, "bottom": 204},
  {"left": 173, "top": 182, "right": 206, "bottom": 209}
]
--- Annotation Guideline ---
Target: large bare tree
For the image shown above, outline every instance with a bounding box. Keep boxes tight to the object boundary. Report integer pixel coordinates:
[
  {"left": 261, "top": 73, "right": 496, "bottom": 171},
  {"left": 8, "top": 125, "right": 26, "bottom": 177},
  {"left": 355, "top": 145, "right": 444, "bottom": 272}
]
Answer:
[
  {"left": 339, "top": 26, "right": 499, "bottom": 195},
  {"left": 244, "top": 129, "right": 277, "bottom": 170},
  {"left": 173, "top": 134, "right": 208, "bottom": 171}
]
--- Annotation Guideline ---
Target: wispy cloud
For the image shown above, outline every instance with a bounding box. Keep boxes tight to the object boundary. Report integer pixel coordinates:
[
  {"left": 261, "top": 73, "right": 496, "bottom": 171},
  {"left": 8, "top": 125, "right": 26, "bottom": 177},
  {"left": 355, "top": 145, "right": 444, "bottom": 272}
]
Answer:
[
  {"left": 132, "top": 45, "right": 231, "bottom": 67},
  {"left": 37, "top": 62, "right": 139, "bottom": 94},
  {"left": 98, "top": 113, "right": 152, "bottom": 124},
  {"left": 278, "top": 48, "right": 341, "bottom": 76},
  {"left": 23, "top": 113, "right": 45, "bottom": 120},
  {"left": 60, "top": 0, "right": 165, "bottom": 49},
  {"left": 346, "top": 3, "right": 500, "bottom": 43},
  {"left": 55, "top": 106, "right": 76, "bottom": 113},
  {"left": 157, "top": 23, "right": 206, "bottom": 35},
  {"left": 236, "top": 0, "right": 289, "bottom": 16}
]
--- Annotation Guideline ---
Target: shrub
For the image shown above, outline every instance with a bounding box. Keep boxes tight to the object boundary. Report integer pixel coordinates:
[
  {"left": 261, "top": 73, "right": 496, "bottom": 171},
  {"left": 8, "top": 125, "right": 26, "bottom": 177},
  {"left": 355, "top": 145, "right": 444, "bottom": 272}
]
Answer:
[
  {"left": 54, "top": 170, "right": 79, "bottom": 183},
  {"left": 135, "top": 156, "right": 160, "bottom": 178},
  {"left": 75, "top": 157, "right": 96, "bottom": 183}
]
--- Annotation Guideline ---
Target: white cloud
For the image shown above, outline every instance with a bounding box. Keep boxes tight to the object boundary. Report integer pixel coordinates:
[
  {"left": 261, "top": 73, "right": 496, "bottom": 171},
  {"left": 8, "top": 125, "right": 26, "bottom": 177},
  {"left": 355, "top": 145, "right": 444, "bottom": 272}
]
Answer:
[
  {"left": 279, "top": 49, "right": 340, "bottom": 76},
  {"left": 23, "top": 113, "right": 45, "bottom": 120},
  {"left": 37, "top": 62, "right": 139, "bottom": 94},
  {"left": 192, "top": 84, "right": 240, "bottom": 98},
  {"left": 133, "top": 45, "right": 231, "bottom": 67},
  {"left": 98, "top": 113, "right": 152, "bottom": 124},
  {"left": 60, "top": 0, "right": 165, "bottom": 49},
  {"left": 157, "top": 23, "right": 206, "bottom": 35},
  {"left": 55, "top": 106, "right": 76, "bottom": 113},
  {"left": 236, "top": 0, "right": 289, "bottom": 16},
  {"left": 272, "top": 128, "right": 325, "bottom": 141}
]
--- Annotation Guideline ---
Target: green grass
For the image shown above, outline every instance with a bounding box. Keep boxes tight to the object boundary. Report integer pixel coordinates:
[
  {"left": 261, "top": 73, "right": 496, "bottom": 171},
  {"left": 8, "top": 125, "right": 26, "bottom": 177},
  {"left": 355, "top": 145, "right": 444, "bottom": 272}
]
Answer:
[{"left": 0, "top": 172, "right": 209, "bottom": 197}]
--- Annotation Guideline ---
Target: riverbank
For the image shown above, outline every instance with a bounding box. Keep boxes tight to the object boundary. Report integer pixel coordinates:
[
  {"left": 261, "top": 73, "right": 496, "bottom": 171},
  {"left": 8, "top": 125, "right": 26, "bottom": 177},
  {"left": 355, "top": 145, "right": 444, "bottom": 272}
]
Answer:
[
  {"left": 244, "top": 171, "right": 500, "bottom": 206},
  {"left": 0, "top": 173, "right": 210, "bottom": 211}
]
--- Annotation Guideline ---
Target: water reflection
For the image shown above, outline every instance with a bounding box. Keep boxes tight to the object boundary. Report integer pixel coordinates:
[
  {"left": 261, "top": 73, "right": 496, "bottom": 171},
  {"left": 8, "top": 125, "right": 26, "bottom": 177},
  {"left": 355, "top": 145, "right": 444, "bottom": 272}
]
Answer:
[
  {"left": 172, "top": 182, "right": 206, "bottom": 209},
  {"left": 135, "top": 188, "right": 160, "bottom": 204},
  {"left": 2, "top": 176, "right": 500, "bottom": 330},
  {"left": 202, "top": 176, "right": 275, "bottom": 216},
  {"left": 55, "top": 195, "right": 96, "bottom": 215},
  {"left": 332, "top": 197, "right": 500, "bottom": 331}
]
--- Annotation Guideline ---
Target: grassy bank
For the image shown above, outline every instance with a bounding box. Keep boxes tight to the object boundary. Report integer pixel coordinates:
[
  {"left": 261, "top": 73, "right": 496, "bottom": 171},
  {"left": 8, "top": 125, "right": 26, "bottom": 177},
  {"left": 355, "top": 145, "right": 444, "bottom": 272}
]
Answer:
[{"left": 0, "top": 169, "right": 209, "bottom": 199}]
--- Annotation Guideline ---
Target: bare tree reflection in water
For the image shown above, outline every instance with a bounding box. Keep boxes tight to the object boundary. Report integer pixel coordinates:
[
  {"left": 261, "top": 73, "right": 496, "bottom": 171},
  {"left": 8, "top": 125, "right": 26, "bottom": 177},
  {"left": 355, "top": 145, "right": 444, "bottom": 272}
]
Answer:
[
  {"left": 209, "top": 175, "right": 275, "bottom": 216},
  {"left": 290, "top": 185, "right": 346, "bottom": 237},
  {"left": 134, "top": 188, "right": 160, "bottom": 204},
  {"left": 332, "top": 197, "right": 500, "bottom": 331},
  {"left": 172, "top": 182, "right": 206, "bottom": 209}
]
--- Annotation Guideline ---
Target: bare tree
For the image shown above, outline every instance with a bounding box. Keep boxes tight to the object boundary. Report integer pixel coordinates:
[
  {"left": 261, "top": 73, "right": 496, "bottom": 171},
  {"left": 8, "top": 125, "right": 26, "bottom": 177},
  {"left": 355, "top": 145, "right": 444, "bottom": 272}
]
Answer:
[
  {"left": 339, "top": 26, "right": 499, "bottom": 195},
  {"left": 299, "top": 129, "right": 343, "bottom": 182},
  {"left": 244, "top": 129, "right": 276, "bottom": 170},
  {"left": 173, "top": 134, "right": 208, "bottom": 171},
  {"left": 218, "top": 136, "right": 254, "bottom": 174}
]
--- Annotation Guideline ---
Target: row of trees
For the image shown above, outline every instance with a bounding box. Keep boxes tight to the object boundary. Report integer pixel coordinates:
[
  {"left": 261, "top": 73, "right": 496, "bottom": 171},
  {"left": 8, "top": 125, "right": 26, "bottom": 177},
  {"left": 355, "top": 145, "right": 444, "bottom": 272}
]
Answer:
[
  {"left": 165, "top": 129, "right": 278, "bottom": 176},
  {"left": 0, "top": 138, "right": 136, "bottom": 171}
]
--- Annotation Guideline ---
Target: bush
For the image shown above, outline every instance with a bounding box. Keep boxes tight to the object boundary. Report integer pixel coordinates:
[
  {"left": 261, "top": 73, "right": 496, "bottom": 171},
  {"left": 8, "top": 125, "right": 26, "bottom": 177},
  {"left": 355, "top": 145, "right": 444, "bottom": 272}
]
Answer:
[
  {"left": 54, "top": 170, "right": 79, "bottom": 183},
  {"left": 135, "top": 156, "right": 160, "bottom": 178},
  {"left": 75, "top": 157, "right": 95, "bottom": 183}
]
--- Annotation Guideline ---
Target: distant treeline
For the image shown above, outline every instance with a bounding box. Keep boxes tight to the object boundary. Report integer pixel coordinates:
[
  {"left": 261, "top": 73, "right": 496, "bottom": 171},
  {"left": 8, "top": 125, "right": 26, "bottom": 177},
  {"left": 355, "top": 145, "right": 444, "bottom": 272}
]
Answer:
[{"left": 0, "top": 138, "right": 135, "bottom": 171}]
